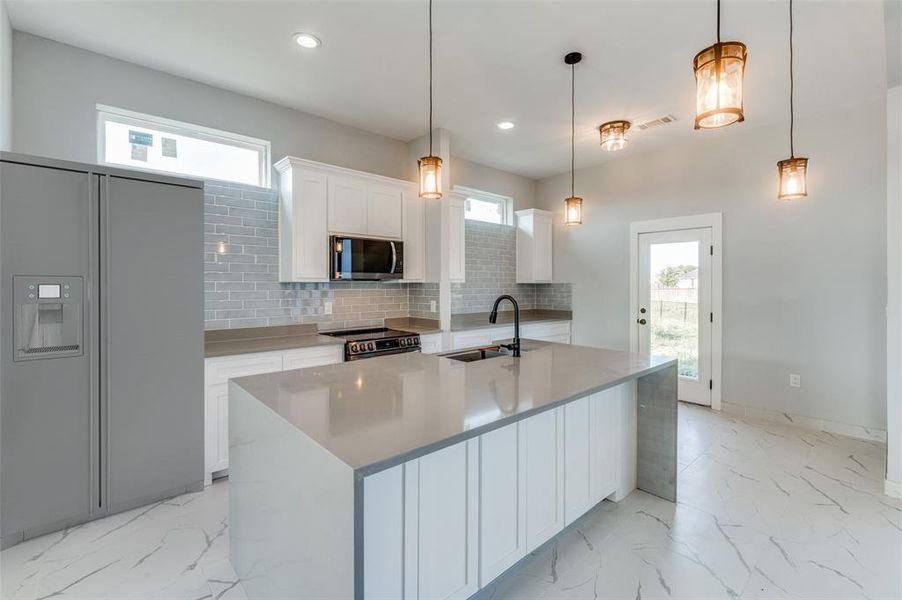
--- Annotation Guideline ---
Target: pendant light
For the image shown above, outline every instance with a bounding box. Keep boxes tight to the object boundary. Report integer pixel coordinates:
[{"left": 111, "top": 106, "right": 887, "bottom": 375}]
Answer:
[
  {"left": 777, "top": 0, "right": 808, "bottom": 200},
  {"left": 418, "top": 0, "right": 442, "bottom": 199},
  {"left": 599, "top": 120, "right": 631, "bottom": 152},
  {"left": 564, "top": 52, "right": 582, "bottom": 226},
  {"left": 693, "top": 0, "right": 747, "bottom": 129}
]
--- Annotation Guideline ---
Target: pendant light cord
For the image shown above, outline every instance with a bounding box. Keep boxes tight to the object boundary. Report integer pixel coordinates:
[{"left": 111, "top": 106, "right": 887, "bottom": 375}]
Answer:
[
  {"left": 570, "top": 62, "right": 575, "bottom": 198},
  {"left": 428, "top": 0, "right": 434, "bottom": 156},
  {"left": 716, "top": 0, "right": 721, "bottom": 43},
  {"left": 789, "top": 0, "right": 795, "bottom": 158}
]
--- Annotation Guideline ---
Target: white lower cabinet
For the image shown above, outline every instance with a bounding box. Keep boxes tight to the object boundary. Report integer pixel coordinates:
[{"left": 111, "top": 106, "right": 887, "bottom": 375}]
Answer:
[
  {"left": 204, "top": 345, "right": 343, "bottom": 481},
  {"left": 589, "top": 389, "right": 621, "bottom": 504},
  {"left": 364, "top": 466, "right": 405, "bottom": 600},
  {"left": 523, "top": 408, "right": 565, "bottom": 552},
  {"left": 419, "top": 332, "right": 443, "bottom": 354},
  {"left": 450, "top": 321, "right": 571, "bottom": 350},
  {"left": 478, "top": 423, "right": 527, "bottom": 586},
  {"left": 564, "top": 397, "right": 593, "bottom": 524},
  {"left": 404, "top": 439, "right": 479, "bottom": 600},
  {"left": 564, "top": 391, "right": 622, "bottom": 525},
  {"left": 362, "top": 386, "right": 627, "bottom": 599}
]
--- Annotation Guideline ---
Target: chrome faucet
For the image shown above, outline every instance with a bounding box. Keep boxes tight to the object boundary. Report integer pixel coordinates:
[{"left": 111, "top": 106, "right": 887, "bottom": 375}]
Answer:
[{"left": 489, "top": 295, "right": 521, "bottom": 357}]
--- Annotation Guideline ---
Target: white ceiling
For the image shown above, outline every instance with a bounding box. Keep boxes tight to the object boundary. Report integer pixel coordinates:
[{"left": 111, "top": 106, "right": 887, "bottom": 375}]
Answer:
[{"left": 6, "top": 0, "right": 888, "bottom": 179}]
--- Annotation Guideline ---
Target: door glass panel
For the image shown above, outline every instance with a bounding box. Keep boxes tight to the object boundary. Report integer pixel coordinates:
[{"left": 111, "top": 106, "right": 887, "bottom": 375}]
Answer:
[{"left": 648, "top": 241, "right": 699, "bottom": 379}]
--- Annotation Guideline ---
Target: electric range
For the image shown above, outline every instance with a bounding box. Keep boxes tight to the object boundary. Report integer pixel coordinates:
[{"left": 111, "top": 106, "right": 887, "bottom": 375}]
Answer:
[{"left": 322, "top": 327, "right": 421, "bottom": 361}]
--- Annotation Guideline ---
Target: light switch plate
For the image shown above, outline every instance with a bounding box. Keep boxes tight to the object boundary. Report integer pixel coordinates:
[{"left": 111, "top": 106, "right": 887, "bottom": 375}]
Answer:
[{"left": 789, "top": 373, "right": 801, "bottom": 388}]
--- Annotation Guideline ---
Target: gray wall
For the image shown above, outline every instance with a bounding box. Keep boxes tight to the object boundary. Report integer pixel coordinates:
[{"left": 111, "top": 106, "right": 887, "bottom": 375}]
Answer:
[
  {"left": 451, "top": 219, "right": 571, "bottom": 314},
  {"left": 536, "top": 97, "right": 887, "bottom": 431},
  {"left": 204, "top": 181, "right": 436, "bottom": 330},
  {"left": 451, "top": 155, "right": 537, "bottom": 212},
  {"left": 0, "top": 1, "right": 10, "bottom": 150},
  {"left": 11, "top": 33, "right": 409, "bottom": 180}
]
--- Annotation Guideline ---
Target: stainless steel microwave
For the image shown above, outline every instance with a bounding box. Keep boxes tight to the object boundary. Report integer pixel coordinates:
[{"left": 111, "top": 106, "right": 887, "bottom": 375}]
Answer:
[{"left": 330, "top": 236, "right": 403, "bottom": 281}]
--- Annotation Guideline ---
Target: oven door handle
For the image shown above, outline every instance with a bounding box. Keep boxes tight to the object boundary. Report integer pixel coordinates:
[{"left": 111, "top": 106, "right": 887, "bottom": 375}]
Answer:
[{"left": 390, "top": 241, "right": 398, "bottom": 275}]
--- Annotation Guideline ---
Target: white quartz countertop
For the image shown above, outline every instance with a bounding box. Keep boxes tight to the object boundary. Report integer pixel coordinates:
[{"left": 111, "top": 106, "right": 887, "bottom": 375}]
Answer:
[{"left": 231, "top": 341, "right": 676, "bottom": 475}]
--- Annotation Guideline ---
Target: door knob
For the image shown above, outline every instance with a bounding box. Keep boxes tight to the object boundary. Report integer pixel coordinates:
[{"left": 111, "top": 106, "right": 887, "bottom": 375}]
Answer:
[
  {"left": 637, "top": 318, "right": 647, "bottom": 325},
  {"left": 640, "top": 307, "right": 647, "bottom": 314}
]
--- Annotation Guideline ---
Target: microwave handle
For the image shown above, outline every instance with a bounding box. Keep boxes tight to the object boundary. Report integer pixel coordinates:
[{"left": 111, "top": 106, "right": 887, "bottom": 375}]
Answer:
[{"left": 390, "top": 241, "right": 397, "bottom": 274}]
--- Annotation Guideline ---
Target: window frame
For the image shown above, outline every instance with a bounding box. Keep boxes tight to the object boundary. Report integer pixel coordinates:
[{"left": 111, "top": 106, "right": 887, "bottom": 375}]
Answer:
[
  {"left": 454, "top": 185, "right": 514, "bottom": 226},
  {"left": 96, "top": 104, "right": 272, "bottom": 188}
]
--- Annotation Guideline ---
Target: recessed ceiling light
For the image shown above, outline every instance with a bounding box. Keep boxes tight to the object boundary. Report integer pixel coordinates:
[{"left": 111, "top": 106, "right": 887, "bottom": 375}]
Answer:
[
  {"left": 496, "top": 121, "right": 515, "bottom": 130},
  {"left": 294, "top": 33, "right": 321, "bottom": 49}
]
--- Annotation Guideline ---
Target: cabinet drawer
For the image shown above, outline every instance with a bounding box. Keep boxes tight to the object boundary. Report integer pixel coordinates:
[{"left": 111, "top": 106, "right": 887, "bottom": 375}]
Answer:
[
  {"left": 282, "top": 346, "right": 344, "bottom": 371},
  {"left": 451, "top": 330, "right": 493, "bottom": 350},
  {"left": 205, "top": 351, "right": 284, "bottom": 386},
  {"left": 521, "top": 321, "right": 571, "bottom": 341}
]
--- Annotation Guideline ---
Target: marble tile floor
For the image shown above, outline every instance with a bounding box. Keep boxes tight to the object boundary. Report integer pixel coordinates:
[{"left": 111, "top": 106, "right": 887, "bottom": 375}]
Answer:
[{"left": 3, "top": 404, "right": 901, "bottom": 600}]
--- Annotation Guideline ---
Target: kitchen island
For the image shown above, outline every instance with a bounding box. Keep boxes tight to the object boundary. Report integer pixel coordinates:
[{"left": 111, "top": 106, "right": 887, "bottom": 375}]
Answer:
[{"left": 229, "top": 341, "right": 677, "bottom": 600}]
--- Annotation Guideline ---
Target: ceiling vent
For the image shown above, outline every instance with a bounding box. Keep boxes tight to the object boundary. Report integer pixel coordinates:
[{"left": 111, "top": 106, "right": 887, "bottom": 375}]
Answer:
[{"left": 636, "top": 114, "right": 678, "bottom": 130}]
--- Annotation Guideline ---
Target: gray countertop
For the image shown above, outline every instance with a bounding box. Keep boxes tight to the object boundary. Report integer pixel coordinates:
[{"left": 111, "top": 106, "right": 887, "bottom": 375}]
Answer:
[
  {"left": 204, "top": 324, "right": 344, "bottom": 358},
  {"left": 231, "top": 341, "right": 676, "bottom": 476},
  {"left": 450, "top": 309, "right": 572, "bottom": 331}
]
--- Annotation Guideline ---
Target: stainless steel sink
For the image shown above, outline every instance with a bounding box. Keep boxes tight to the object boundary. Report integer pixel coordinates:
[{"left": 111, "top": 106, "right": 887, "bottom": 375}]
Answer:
[{"left": 440, "top": 345, "right": 528, "bottom": 362}]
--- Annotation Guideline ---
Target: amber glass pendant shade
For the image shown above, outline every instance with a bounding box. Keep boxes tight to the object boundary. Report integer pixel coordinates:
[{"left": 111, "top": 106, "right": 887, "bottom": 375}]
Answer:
[
  {"left": 693, "top": 41, "right": 747, "bottom": 129},
  {"left": 599, "top": 120, "right": 630, "bottom": 152},
  {"left": 777, "top": 157, "right": 808, "bottom": 200},
  {"left": 564, "top": 196, "right": 582, "bottom": 225},
  {"left": 418, "top": 155, "right": 442, "bottom": 200}
]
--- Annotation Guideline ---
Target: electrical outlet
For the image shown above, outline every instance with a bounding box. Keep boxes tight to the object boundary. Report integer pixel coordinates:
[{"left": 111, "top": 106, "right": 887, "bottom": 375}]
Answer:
[
  {"left": 324, "top": 301, "right": 333, "bottom": 315},
  {"left": 789, "top": 373, "right": 801, "bottom": 388},
  {"left": 430, "top": 300, "right": 436, "bottom": 312}
]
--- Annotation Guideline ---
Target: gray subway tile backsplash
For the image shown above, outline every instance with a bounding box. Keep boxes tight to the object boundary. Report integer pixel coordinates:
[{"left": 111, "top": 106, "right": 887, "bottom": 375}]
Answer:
[
  {"left": 451, "top": 220, "right": 572, "bottom": 314},
  {"left": 203, "top": 181, "right": 438, "bottom": 330},
  {"left": 204, "top": 183, "right": 567, "bottom": 330}
]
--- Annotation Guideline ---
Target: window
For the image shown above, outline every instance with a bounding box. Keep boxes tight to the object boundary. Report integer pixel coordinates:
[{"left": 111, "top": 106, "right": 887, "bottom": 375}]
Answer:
[
  {"left": 455, "top": 186, "right": 513, "bottom": 225},
  {"left": 97, "top": 105, "right": 271, "bottom": 187}
]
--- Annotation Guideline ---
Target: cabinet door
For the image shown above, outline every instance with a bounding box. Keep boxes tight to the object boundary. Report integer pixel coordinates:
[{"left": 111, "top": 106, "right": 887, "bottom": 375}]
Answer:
[
  {"left": 404, "top": 439, "right": 479, "bottom": 600},
  {"left": 282, "top": 346, "right": 343, "bottom": 371},
  {"left": 402, "top": 189, "right": 425, "bottom": 281},
  {"left": 533, "top": 212, "right": 553, "bottom": 282},
  {"left": 447, "top": 197, "right": 466, "bottom": 282},
  {"left": 524, "top": 408, "right": 564, "bottom": 552},
  {"left": 564, "top": 396, "right": 592, "bottom": 525},
  {"left": 205, "top": 383, "right": 230, "bottom": 475},
  {"left": 280, "top": 168, "right": 329, "bottom": 282},
  {"left": 367, "top": 184, "right": 403, "bottom": 239},
  {"left": 590, "top": 389, "right": 621, "bottom": 504},
  {"left": 328, "top": 176, "right": 368, "bottom": 235},
  {"left": 478, "top": 423, "right": 526, "bottom": 586},
  {"left": 364, "top": 466, "right": 405, "bottom": 600}
]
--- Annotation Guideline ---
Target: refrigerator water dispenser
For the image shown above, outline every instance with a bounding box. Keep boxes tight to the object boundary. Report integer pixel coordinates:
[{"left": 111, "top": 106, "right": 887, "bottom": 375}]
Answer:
[{"left": 14, "top": 276, "right": 83, "bottom": 361}]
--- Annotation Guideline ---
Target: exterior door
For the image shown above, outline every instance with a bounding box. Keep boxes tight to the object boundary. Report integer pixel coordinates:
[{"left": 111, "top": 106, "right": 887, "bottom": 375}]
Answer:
[{"left": 637, "top": 228, "right": 713, "bottom": 405}]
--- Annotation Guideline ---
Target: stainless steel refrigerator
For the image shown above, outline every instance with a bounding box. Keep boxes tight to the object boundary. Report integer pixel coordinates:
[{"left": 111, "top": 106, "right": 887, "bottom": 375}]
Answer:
[{"left": 1, "top": 152, "right": 204, "bottom": 549}]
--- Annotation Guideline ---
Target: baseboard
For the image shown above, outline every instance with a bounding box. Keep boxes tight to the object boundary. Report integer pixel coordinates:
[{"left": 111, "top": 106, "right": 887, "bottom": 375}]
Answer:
[
  {"left": 721, "top": 401, "right": 886, "bottom": 443},
  {"left": 886, "top": 479, "right": 902, "bottom": 500}
]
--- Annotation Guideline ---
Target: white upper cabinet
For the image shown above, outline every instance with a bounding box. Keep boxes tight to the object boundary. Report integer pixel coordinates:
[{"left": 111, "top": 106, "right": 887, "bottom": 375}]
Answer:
[
  {"left": 516, "top": 209, "right": 553, "bottom": 283},
  {"left": 447, "top": 195, "right": 466, "bottom": 282},
  {"left": 276, "top": 160, "right": 329, "bottom": 282},
  {"left": 367, "top": 184, "right": 404, "bottom": 239},
  {"left": 276, "top": 157, "right": 421, "bottom": 283},
  {"left": 328, "top": 176, "right": 368, "bottom": 235},
  {"left": 402, "top": 189, "right": 426, "bottom": 282}
]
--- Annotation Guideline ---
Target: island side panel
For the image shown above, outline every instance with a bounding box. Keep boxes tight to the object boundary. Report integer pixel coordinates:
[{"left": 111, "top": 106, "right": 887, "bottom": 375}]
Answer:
[
  {"left": 229, "top": 381, "right": 355, "bottom": 600},
  {"left": 636, "top": 364, "right": 678, "bottom": 502}
]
